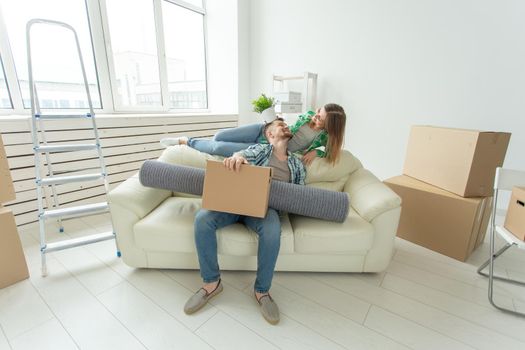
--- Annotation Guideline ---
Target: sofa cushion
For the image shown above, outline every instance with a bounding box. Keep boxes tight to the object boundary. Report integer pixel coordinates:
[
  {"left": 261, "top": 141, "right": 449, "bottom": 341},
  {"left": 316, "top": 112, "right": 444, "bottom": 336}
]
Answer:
[
  {"left": 290, "top": 208, "right": 374, "bottom": 254},
  {"left": 304, "top": 150, "right": 362, "bottom": 187},
  {"left": 134, "top": 197, "right": 294, "bottom": 255},
  {"left": 217, "top": 214, "right": 294, "bottom": 256},
  {"left": 345, "top": 168, "right": 402, "bottom": 221},
  {"left": 134, "top": 197, "right": 202, "bottom": 253},
  {"left": 307, "top": 176, "right": 350, "bottom": 192}
]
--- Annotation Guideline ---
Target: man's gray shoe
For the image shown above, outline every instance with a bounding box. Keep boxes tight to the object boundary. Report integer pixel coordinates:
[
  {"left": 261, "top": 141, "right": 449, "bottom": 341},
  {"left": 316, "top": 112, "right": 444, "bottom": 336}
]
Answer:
[
  {"left": 184, "top": 280, "right": 223, "bottom": 314},
  {"left": 256, "top": 293, "right": 280, "bottom": 325}
]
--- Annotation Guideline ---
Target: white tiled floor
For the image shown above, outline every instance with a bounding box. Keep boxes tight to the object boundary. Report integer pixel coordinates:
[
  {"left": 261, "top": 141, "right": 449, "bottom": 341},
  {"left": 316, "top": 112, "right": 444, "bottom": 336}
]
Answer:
[{"left": 1, "top": 213, "right": 525, "bottom": 350}]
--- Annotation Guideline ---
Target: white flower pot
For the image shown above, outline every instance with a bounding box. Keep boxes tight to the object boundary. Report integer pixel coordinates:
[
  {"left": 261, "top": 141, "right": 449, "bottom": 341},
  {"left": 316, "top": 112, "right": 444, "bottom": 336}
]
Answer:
[{"left": 261, "top": 106, "right": 276, "bottom": 123}]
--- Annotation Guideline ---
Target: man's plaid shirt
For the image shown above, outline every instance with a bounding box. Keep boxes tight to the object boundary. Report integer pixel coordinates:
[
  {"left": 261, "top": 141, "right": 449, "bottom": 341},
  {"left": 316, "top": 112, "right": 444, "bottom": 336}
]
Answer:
[{"left": 237, "top": 144, "right": 306, "bottom": 185}]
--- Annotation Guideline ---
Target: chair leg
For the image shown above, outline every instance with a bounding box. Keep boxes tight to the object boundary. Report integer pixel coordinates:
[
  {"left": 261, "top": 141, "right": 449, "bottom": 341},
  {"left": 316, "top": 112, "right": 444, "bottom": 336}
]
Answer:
[
  {"left": 476, "top": 243, "right": 525, "bottom": 285},
  {"left": 478, "top": 176, "right": 525, "bottom": 317},
  {"left": 487, "top": 248, "right": 525, "bottom": 317},
  {"left": 479, "top": 229, "right": 525, "bottom": 317},
  {"left": 478, "top": 243, "right": 525, "bottom": 286}
]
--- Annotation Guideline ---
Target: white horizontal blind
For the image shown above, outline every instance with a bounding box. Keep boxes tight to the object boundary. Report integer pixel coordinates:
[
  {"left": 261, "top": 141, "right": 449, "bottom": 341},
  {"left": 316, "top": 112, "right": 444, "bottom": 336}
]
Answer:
[{"left": 0, "top": 114, "right": 238, "bottom": 226}]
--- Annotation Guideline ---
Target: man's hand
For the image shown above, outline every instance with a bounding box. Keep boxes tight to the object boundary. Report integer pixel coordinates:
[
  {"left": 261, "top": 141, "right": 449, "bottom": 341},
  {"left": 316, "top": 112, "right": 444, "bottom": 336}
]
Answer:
[
  {"left": 223, "top": 155, "right": 248, "bottom": 172},
  {"left": 302, "top": 150, "right": 317, "bottom": 166}
]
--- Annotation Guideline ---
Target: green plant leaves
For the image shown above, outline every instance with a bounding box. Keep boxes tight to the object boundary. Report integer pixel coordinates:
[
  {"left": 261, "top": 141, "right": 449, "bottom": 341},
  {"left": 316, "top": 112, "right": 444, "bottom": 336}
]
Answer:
[{"left": 251, "top": 93, "right": 275, "bottom": 113}]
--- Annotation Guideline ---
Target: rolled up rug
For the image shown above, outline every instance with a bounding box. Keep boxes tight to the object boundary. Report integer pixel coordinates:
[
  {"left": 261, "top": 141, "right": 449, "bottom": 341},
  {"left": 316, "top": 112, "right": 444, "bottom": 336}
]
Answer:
[{"left": 139, "top": 160, "right": 350, "bottom": 222}]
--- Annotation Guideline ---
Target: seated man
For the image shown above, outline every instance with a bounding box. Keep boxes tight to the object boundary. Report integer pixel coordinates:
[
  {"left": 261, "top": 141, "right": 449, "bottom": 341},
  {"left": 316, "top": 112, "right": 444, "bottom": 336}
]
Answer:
[{"left": 184, "top": 118, "right": 306, "bottom": 325}]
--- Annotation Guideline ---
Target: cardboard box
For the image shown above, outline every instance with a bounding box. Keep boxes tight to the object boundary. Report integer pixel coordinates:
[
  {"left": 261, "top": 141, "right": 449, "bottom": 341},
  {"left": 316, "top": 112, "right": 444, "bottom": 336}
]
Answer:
[
  {"left": 403, "top": 126, "right": 511, "bottom": 197},
  {"left": 0, "top": 134, "right": 16, "bottom": 204},
  {"left": 274, "top": 91, "right": 301, "bottom": 104},
  {"left": 202, "top": 160, "right": 272, "bottom": 218},
  {"left": 385, "top": 175, "right": 492, "bottom": 261},
  {"left": 504, "top": 186, "right": 525, "bottom": 240},
  {"left": 0, "top": 207, "right": 29, "bottom": 289}
]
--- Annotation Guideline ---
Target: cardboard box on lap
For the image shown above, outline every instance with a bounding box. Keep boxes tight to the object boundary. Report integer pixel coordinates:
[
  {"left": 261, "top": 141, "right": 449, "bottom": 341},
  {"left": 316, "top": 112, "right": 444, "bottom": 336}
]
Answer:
[
  {"left": 202, "top": 160, "right": 272, "bottom": 218},
  {"left": 384, "top": 175, "right": 492, "bottom": 262},
  {"left": 504, "top": 186, "right": 525, "bottom": 241},
  {"left": 403, "top": 126, "right": 511, "bottom": 197},
  {"left": 0, "top": 207, "right": 29, "bottom": 289}
]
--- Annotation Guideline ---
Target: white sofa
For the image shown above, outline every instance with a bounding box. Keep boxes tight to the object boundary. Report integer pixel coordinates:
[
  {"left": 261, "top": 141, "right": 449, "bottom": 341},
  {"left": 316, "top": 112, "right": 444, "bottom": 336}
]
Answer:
[{"left": 108, "top": 145, "right": 401, "bottom": 272}]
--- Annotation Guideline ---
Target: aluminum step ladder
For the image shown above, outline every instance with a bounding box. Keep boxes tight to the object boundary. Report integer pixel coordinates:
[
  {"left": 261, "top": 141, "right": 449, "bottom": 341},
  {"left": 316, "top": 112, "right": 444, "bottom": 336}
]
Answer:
[{"left": 26, "top": 19, "right": 120, "bottom": 277}]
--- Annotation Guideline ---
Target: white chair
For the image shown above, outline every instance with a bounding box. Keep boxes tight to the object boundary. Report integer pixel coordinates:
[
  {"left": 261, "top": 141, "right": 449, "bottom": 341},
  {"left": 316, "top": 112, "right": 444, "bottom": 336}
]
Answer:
[{"left": 477, "top": 167, "right": 525, "bottom": 317}]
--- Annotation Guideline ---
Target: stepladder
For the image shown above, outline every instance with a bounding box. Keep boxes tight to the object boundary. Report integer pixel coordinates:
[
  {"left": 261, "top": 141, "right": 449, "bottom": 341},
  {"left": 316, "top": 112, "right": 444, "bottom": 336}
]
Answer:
[{"left": 26, "top": 18, "right": 120, "bottom": 277}]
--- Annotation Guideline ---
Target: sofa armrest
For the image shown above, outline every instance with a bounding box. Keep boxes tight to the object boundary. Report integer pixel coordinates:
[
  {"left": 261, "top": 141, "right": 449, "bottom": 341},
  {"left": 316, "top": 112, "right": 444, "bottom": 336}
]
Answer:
[
  {"left": 108, "top": 173, "right": 171, "bottom": 220},
  {"left": 344, "top": 168, "right": 401, "bottom": 222}
]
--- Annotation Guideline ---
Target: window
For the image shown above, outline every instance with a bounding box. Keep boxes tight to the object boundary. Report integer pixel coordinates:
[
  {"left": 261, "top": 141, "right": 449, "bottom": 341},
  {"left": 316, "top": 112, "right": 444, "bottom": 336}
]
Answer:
[
  {"left": 0, "top": 0, "right": 207, "bottom": 114},
  {"left": 0, "top": 56, "right": 12, "bottom": 109},
  {"left": 103, "top": 0, "right": 207, "bottom": 111},
  {"left": 104, "top": 0, "right": 161, "bottom": 109},
  {"left": 179, "top": 0, "right": 202, "bottom": 8},
  {"left": 1, "top": 0, "right": 102, "bottom": 109},
  {"left": 162, "top": 1, "right": 207, "bottom": 109}
]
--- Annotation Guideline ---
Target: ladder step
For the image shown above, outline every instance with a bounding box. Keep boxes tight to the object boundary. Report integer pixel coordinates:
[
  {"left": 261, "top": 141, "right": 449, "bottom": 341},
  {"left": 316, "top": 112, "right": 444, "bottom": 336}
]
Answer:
[
  {"left": 36, "top": 144, "right": 98, "bottom": 153},
  {"left": 43, "top": 231, "right": 115, "bottom": 254},
  {"left": 41, "top": 202, "right": 109, "bottom": 219},
  {"left": 39, "top": 173, "right": 105, "bottom": 186},
  {"left": 35, "top": 113, "right": 93, "bottom": 120}
]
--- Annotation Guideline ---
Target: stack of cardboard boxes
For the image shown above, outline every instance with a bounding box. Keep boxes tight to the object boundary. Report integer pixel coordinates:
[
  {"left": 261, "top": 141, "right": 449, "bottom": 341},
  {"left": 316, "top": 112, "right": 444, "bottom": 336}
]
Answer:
[
  {"left": 0, "top": 134, "right": 29, "bottom": 289},
  {"left": 384, "top": 126, "right": 511, "bottom": 261},
  {"left": 274, "top": 91, "right": 303, "bottom": 114}
]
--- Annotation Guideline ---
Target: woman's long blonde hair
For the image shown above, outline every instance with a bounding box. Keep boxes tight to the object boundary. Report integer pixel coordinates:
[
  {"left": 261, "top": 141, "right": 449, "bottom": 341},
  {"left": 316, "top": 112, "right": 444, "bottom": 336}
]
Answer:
[{"left": 323, "top": 103, "right": 346, "bottom": 164}]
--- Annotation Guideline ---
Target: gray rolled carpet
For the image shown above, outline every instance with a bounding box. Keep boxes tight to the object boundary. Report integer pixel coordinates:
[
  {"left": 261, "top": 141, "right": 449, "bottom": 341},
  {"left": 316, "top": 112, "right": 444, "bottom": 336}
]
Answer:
[
  {"left": 139, "top": 160, "right": 205, "bottom": 196},
  {"left": 139, "top": 160, "right": 349, "bottom": 222},
  {"left": 268, "top": 180, "right": 349, "bottom": 222}
]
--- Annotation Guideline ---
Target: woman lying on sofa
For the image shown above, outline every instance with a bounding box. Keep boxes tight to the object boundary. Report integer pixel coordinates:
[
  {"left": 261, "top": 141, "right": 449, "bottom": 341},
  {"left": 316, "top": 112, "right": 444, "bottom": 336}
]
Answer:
[{"left": 160, "top": 103, "right": 347, "bottom": 165}]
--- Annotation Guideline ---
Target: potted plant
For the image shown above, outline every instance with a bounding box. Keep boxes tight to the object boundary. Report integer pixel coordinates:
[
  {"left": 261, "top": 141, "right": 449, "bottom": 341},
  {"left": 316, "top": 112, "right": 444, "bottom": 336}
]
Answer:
[{"left": 252, "top": 93, "right": 276, "bottom": 122}]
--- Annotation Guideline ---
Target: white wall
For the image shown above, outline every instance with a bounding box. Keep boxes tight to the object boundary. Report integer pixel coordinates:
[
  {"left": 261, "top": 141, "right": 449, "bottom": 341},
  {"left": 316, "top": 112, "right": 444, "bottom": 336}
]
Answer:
[
  {"left": 206, "top": 0, "right": 238, "bottom": 113},
  {"left": 237, "top": 0, "right": 251, "bottom": 118},
  {"left": 241, "top": 0, "right": 525, "bottom": 180}
]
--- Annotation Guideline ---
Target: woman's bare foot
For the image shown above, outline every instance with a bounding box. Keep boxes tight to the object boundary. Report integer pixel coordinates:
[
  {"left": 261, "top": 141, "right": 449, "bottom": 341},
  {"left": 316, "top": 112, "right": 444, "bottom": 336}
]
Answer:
[{"left": 160, "top": 137, "right": 188, "bottom": 148}]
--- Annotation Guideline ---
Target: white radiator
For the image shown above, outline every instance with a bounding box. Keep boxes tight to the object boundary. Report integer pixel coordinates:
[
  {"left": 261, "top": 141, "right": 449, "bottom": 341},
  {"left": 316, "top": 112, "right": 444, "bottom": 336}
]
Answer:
[{"left": 0, "top": 114, "right": 238, "bottom": 226}]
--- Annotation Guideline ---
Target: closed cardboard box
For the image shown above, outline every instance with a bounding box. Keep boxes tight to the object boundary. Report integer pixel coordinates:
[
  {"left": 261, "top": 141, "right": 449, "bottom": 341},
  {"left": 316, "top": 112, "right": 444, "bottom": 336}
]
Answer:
[
  {"left": 274, "top": 91, "right": 301, "bottom": 103},
  {"left": 385, "top": 175, "right": 492, "bottom": 261},
  {"left": 504, "top": 186, "right": 525, "bottom": 240},
  {"left": 403, "top": 126, "right": 511, "bottom": 197},
  {"left": 202, "top": 160, "right": 272, "bottom": 218},
  {"left": 0, "top": 134, "right": 16, "bottom": 204},
  {"left": 0, "top": 207, "right": 29, "bottom": 289},
  {"left": 275, "top": 103, "right": 302, "bottom": 114}
]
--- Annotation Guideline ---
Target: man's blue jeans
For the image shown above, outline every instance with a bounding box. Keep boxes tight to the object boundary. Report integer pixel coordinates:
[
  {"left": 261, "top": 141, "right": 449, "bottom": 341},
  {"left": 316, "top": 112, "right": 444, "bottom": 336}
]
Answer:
[
  {"left": 187, "top": 123, "right": 264, "bottom": 157},
  {"left": 194, "top": 208, "right": 281, "bottom": 293}
]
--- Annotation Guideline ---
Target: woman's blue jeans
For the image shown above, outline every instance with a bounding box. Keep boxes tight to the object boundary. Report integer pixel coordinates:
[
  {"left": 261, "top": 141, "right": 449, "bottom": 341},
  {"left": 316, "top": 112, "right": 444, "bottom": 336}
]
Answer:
[
  {"left": 187, "top": 123, "right": 264, "bottom": 157},
  {"left": 194, "top": 208, "right": 281, "bottom": 293}
]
